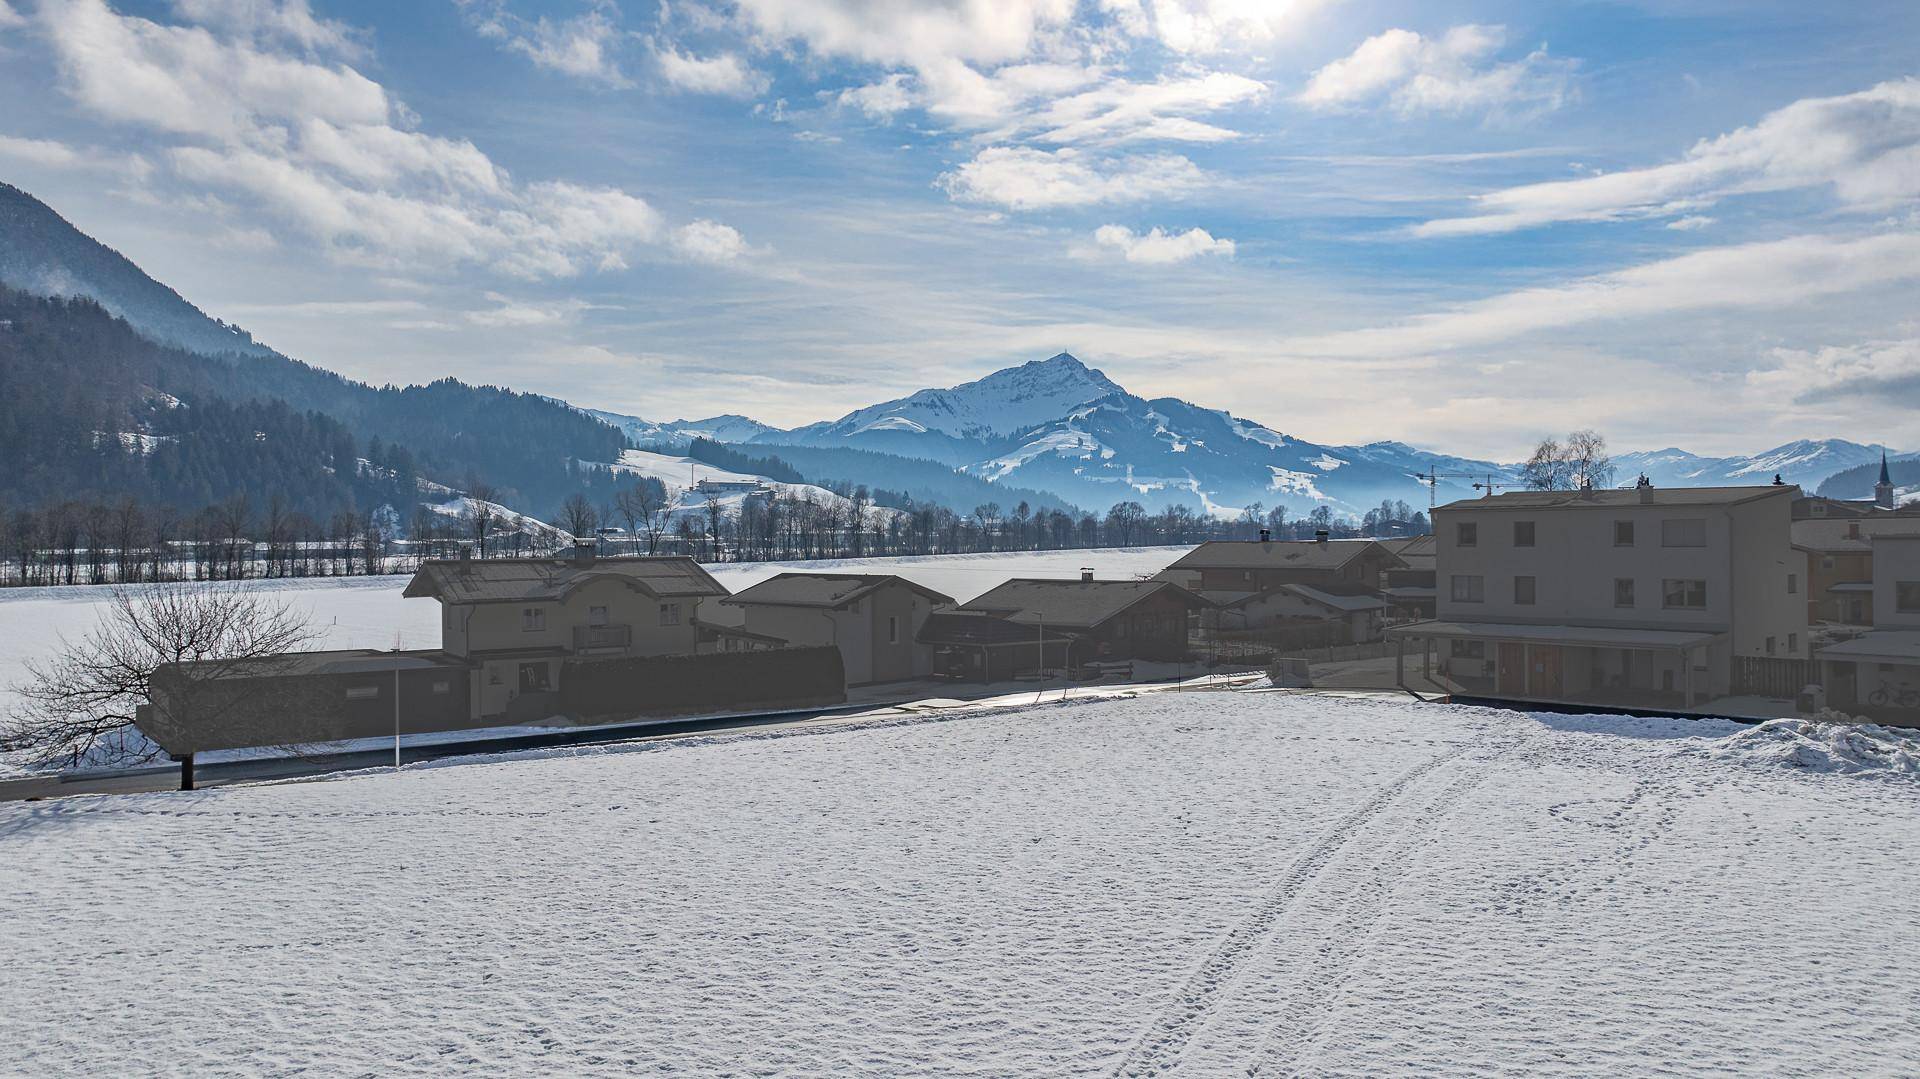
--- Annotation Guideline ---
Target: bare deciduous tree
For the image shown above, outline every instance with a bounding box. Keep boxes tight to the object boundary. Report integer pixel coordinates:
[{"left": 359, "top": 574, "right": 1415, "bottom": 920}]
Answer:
[
  {"left": 2, "top": 584, "right": 317, "bottom": 767},
  {"left": 1524, "top": 429, "right": 1616, "bottom": 491},
  {"left": 557, "top": 493, "right": 598, "bottom": 539}
]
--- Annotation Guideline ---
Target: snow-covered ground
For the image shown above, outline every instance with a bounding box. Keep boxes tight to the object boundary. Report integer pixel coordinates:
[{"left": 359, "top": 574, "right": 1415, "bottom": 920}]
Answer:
[
  {"left": 607, "top": 448, "right": 909, "bottom": 525},
  {"left": 1, "top": 693, "right": 1914, "bottom": 1074},
  {"left": 0, "top": 548, "right": 1193, "bottom": 773}
]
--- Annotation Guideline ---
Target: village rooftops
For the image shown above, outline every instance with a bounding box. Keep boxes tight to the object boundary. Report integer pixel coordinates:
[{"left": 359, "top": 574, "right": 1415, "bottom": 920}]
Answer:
[
  {"left": 403, "top": 553, "right": 727, "bottom": 604},
  {"left": 956, "top": 578, "right": 1207, "bottom": 629},
  {"left": 720, "top": 573, "right": 955, "bottom": 610},
  {"left": 1164, "top": 538, "right": 1404, "bottom": 572},
  {"left": 1436, "top": 484, "right": 1798, "bottom": 512},
  {"left": 1791, "top": 517, "right": 1920, "bottom": 554}
]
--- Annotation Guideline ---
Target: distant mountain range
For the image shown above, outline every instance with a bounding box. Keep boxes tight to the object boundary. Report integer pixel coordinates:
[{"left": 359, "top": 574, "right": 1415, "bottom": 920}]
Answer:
[
  {"left": 1614, "top": 441, "right": 1895, "bottom": 491},
  {"left": 6, "top": 178, "right": 1901, "bottom": 526}
]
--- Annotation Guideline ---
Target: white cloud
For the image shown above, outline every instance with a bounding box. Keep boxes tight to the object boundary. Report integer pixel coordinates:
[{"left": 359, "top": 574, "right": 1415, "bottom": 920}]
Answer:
[
  {"left": 837, "top": 73, "right": 916, "bottom": 119},
  {"left": 653, "top": 43, "right": 766, "bottom": 97},
  {"left": 462, "top": 2, "right": 631, "bottom": 88},
  {"left": 1290, "top": 230, "right": 1920, "bottom": 358},
  {"left": 465, "top": 293, "right": 590, "bottom": 327},
  {"left": 0, "top": 133, "right": 152, "bottom": 179},
  {"left": 1297, "top": 25, "right": 1572, "bottom": 119},
  {"left": 937, "top": 146, "right": 1207, "bottom": 210},
  {"left": 0, "top": 0, "right": 27, "bottom": 27},
  {"left": 1415, "top": 77, "right": 1920, "bottom": 237},
  {"left": 1100, "top": 0, "right": 1327, "bottom": 55},
  {"left": 1091, "top": 224, "right": 1234, "bottom": 263},
  {"left": 36, "top": 0, "right": 742, "bottom": 279},
  {"left": 1665, "top": 215, "right": 1715, "bottom": 231},
  {"left": 1750, "top": 338, "right": 1920, "bottom": 408},
  {"left": 671, "top": 219, "right": 750, "bottom": 263},
  {"left": 733, "top": 0, "right": 1273, "bottom": 155},
  {"left": 167, "top": 0, "right": 361, "bottom": 56}
]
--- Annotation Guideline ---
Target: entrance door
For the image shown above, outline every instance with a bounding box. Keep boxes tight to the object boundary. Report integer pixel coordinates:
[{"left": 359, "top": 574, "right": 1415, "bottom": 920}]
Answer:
[
  {"left": 1830, "top": 662, "right": 1857, "bottom": 708},
  {"left": 1497, "top": 643, "right": 1526, "bottom": 696},
  {"left": 1529, "top": 645, "right": 1563, "bottom": 699}
]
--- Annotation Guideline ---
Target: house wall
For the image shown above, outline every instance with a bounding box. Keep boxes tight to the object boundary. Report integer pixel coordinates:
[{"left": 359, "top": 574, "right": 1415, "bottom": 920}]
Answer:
[
  {"left": 1436, "top": 500, "right": 1738, "bottom": 633},
  {"left": 732, "top": 584, "right": 937, "bottom": 684},
  {"left": 1872, "top": 537, "right": 1920, "bottom": 629},
  {"left": 456, "top": 578, "right": 705, "bottom": 659},
  {"left": 1086, "top": 591, "right": 1192, "bottom": 661},
  {"left": 1806, "top": 549, "right": 1873, "bottom": 623},
  {"left": 1727, "top": 495, "right": 1810, "bottom": 659}
]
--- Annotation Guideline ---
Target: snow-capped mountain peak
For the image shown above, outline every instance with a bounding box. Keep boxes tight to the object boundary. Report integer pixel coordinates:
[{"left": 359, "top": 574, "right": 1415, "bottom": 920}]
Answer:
[{"left": 811, "top": 352, "right": 1126, "bottom": 443}]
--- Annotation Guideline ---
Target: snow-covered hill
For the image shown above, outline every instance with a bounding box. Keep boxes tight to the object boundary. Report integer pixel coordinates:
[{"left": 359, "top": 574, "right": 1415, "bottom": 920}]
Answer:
[
  {"left": 586, "top": 409, "right": 782, "bottom": 449},
  {"left": 607, "top": 449, "right": 905, "bottom": 525}
]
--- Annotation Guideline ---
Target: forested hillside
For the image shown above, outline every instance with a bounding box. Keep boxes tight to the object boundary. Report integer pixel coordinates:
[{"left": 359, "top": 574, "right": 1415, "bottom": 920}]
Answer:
[{"left": 0, "top": 287, "right": 625, "bottom": 519}]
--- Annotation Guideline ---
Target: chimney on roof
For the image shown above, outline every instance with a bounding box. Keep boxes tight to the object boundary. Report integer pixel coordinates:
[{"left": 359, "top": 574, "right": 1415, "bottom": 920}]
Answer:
[
  {"left": 1314, "top": 529, "right": 1329, "bottom": 544},
  {"left": 1080, "top": 568, "right": 1094, "bottom": 582},
  {"left": 457, "top": 544, "right": 473, "bottom": 569},
  {"left": 1636, "top": 473, "right": 1655, "bottom": 504},
  {"left": 572, "top": 537, "right": 597, "bottom": 567},
  {"left": 1258, "top": 527, "right": 1271, "bottom": 543}
]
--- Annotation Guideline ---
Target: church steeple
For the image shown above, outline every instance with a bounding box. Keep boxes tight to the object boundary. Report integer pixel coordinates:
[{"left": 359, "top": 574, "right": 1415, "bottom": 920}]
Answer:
[{"left": 1876, "top": 450, "right": 1895, "bottom": 510}]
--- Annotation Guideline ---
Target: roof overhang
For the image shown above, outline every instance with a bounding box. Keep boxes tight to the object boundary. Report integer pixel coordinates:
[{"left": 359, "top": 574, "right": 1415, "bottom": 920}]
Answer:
[
  {"left": 1386, "top": 620, "right": 1725, "bottom": 651},
  {"left": 1818, "top": 630, "right": 1920, "bottom": 663}
]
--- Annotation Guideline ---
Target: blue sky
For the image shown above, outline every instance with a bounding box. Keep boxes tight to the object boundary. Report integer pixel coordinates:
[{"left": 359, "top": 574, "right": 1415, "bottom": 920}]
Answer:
[{"left": 1, "top": 0, "right": 1917, "bottom": 458}]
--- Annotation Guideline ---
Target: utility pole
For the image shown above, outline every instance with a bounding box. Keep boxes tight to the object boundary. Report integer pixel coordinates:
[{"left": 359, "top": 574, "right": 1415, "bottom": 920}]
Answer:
[{"left": 393, "top": 665, "right": 401, "bottom": 770}]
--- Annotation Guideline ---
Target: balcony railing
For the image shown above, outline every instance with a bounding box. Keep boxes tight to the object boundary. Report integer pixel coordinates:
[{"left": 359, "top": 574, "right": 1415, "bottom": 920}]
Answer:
[{"left": 572, "top": 624, "right": 632, "bottom": 652}]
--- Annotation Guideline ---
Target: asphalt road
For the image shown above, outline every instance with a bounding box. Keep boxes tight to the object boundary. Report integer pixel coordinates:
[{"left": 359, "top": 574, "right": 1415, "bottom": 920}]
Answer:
[{"left": 0, "top": 702, "right": 884, "bottom": 803}]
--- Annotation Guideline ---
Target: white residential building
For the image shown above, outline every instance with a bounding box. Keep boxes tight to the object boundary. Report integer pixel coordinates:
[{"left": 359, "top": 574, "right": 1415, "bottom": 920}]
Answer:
[{"left": 1387, "top": 484, "right": 1806, "bottom": 709}]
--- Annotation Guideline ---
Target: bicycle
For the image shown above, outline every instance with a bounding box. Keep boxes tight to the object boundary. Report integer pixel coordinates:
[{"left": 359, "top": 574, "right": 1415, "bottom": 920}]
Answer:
[{"left": 1866, "top": 682, "right": 1920, "bottom": 709}]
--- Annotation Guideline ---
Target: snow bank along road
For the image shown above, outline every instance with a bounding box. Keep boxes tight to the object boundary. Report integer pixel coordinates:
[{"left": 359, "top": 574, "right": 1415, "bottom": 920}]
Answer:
[{"left": 2, "top": 696, "right": 1916, "bottom": 1075}]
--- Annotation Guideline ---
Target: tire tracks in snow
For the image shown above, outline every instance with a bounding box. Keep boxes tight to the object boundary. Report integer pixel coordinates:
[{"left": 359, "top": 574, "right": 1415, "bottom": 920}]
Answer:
[{"left": 1110, "top": 729, "right": 1520, "bottom": 1077}]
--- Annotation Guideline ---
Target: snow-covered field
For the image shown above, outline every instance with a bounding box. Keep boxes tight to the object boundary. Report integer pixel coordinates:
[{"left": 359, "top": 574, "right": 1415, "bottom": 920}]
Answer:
[
  {"left": 0, "top": 548, "right": 1192, "bottom": 772},
  {"left": 0, "top": 693, "right": 1914, "bottom": 1074}
]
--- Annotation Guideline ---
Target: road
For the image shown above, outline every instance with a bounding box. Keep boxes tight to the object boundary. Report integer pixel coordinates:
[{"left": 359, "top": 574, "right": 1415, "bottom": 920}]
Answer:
[{"left": 0, "top": 702, "right": 888, "bottom": 803}]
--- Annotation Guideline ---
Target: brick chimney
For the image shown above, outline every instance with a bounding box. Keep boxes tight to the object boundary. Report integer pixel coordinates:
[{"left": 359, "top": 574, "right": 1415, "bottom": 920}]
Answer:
[
  {"left": 1314, "top": 529, "right": 1329, "bottom": 544},
  {"left": 1080, "top": 567, "right": 1094, "bottom": 582}
]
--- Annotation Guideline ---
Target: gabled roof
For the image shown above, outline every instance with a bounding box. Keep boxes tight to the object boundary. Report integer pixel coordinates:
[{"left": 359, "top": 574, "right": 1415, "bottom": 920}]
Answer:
[
  {"left": 720, "top": 572, "right": 954, "bottom": 610},
  {"left": 404, "top": 554, "right": 727, "bottom": 604},
  {"left": 1166, "top": 539, "right": 1404, "bottom": 573},
  {"left": 956, "top": 578, "right": 1207, "bottom": 629},
  {"left": 1211, "top": 583, "right": 1385, "bottom": 613},
  {"left": 1437, "top": 485, "right": 1797, "bottom": 512},
  {"left": 1380, "top": 534, "right": 1437, "bottom": 557}
]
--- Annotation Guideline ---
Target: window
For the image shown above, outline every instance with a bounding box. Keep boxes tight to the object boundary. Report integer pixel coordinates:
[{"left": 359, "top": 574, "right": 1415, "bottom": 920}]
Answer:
[
  {"left": 588, "top": 605, "right": 608, "bottom": 626},
  {"left": 1661, "top": 518, "right": 1707, "bottom": 547},
  {"left": 659, "top": 602, "right": 682, "bottom": 626},
  {"left": 1513, "top": 521, "right": 1536, "bottom": 547},
  {"left": 1821, "top": 557, "right": 1835, "bottom": 571},
  {"left": 1450, "top": 639, "right": 1485, "bottom": 659},
  {"left": 1787, "top": 574, "right": 1798, "bottom": 595},
  {"left": 1514, "top": 575, "right": 1537, "bottom": 605},
  {"left": 1613, "top": 520, "right": 1635, "bottom": 547},
  {"left": 888, "top": 615, "right": 900, "bottom": 644},
  {"left": 345, "top": 685, "right": 379, "bottom": 700},
  {"left": 1450, "top": 575, "right": 1485, "bottom": 603},
  {"left": 1766, "top": 636, "right": 1777, "bottom": 656},
  {"left": 1614, "top": 578, "right": 1636, "bottom": 608},
  {"left": 1898, "top": 582, "right": 1920, "bottom": 614},
  {"left": 1662, "top": 578, "right": 1708, "bottom": 609},
  {"left": 518, "top": 662, "right": 551, "bottom": 693},
  {"left": 521, "top": 607, "right": 546, "bottom": 632},
  {"left": 1787, "top": 633, "right": 1798, "bottom": 654},
  {"left": 1456, "top": 522, "right": 1478, "bottom": 547}
]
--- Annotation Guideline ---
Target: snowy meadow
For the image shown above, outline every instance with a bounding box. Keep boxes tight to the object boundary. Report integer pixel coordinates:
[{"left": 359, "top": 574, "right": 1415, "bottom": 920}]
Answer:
[{"left": 1, "top": 692, "right": 1915, "bottom": 1075}]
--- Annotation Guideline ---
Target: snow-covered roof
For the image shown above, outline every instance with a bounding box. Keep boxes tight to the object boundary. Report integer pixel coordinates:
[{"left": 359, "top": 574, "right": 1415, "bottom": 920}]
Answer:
[
  {"left": 958, "top": 578, "right": 1207, "bottom": 629},
  {"left": 722, "top": 573, "right": 954, "bottom": 610},
  {"left": 404, "top": 554, "right": 727, "bottom": 604},
  {"left": 1792, "top": 518, "right": 1920, "bottom": 553},
  {"left": 1818, "top": 630, "right": 1920, "bottom": 663},
  {"left": 1168, "top": 539, "right": 1402, "bottom": 573},
  {"left": 1439, "top": 485, "right": 1795, "bottom": 512}
]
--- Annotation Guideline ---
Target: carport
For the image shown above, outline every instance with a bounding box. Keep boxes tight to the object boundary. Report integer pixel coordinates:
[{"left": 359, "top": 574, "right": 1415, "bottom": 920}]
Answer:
[{"left": 1387, "top": 620, "right": 1725, "bottom": 709}]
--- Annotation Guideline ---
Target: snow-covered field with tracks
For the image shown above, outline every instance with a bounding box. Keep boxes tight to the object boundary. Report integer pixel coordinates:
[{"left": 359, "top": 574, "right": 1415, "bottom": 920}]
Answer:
[{"left": 1, "top": 692, "right": 1915, "bottom": 1075}]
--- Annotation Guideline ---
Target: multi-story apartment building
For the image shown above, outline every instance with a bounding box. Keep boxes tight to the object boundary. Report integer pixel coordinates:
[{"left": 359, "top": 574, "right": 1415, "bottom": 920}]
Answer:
[
  {"left": 1816, "top": 534, "right": 1920, "bottom": 720},
  {"left": 1792, "top": 517, "right": 1920, "bottom": 625},
  {"left": 1388, "top": 483, "right": 1806, "bottom": 709}
]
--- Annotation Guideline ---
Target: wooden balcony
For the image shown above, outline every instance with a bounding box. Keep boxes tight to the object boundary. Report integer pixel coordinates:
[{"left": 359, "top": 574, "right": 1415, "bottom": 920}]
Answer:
[{"left": 572, "top": 624, "right": 632, "bottom": 653}]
